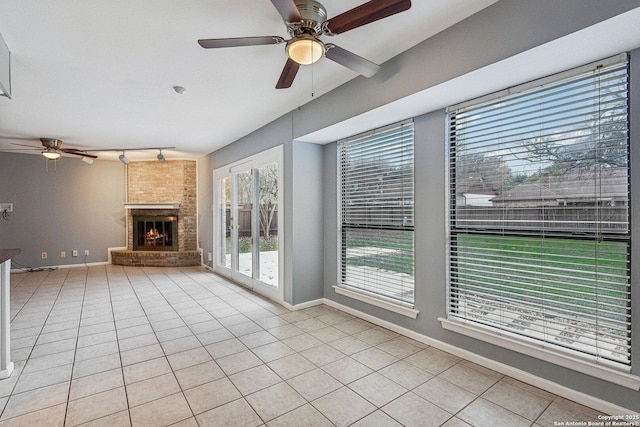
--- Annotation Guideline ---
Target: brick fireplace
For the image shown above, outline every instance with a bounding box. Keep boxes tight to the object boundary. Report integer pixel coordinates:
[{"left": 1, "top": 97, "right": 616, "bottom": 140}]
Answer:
[{"left": 111, "top": 160, "right": 201, "bottom": 267}]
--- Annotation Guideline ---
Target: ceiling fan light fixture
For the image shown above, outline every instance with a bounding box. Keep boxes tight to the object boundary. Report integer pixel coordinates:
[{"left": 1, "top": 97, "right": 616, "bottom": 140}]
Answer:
[
  {"left": 119, "top": 152, "right": 130, "bottom": 165},
  {"left": 42, "top": 148, "right": 61, "bottom": 160},
  {"left": 287, "top": 35, "right": 324, "bottom": 65}
]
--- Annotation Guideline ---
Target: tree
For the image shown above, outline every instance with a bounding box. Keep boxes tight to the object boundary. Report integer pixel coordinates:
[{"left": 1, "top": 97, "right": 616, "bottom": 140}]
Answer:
[
  {"left": 519, "top": 80, "right": 628, "bottom": 174},
  {"left": 258, "top": 164, "right": 278, "bottom": 239},
  {"left": 233, "top": 165, "right": 279, "bottom": 239},
  {"left": 456, "top": 152, "right": 513, "bottom": 194}
]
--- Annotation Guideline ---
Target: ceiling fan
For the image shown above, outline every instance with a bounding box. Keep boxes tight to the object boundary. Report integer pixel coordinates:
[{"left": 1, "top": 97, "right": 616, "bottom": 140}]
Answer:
[
  {"left": 2, "top": 137, "right": 177, "bottom": 165},
  {"left": 198, "top": 0, "right": 412, "bottom": 89},
  {"left": 5, "top": 138, "right": 98, "bottom": 160}
]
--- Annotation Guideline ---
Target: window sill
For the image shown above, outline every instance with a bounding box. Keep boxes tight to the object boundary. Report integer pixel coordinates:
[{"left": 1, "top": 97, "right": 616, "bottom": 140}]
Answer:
[
  {"left": 440, "top": 317, "right": 640, "bottom": 390},
  {"left": 333, "top": 285, "right": 419, "bottom": 319}
]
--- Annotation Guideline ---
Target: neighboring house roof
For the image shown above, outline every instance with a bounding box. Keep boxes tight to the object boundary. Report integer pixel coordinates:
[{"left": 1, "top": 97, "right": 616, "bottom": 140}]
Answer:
[
  {"left": 491, "top": 168, "right": 628, "bottom": 205},
  {"left": 463, "top": 186, "right": 499, "bottom": 196}
]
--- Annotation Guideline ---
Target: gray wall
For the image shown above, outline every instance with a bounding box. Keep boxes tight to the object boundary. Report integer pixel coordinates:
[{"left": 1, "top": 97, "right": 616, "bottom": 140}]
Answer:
[
  {"left": 289, "top": 0, "right": 640, "bottom": 140},
  {"left": 199, "top": 112, "right": 295, "bottom": 273},
  {"left": 323, "top": 104, "right": 640, "bottom": 412},
  {"left": 288, "top": 141, "right": 324, "bottom": 305},
  {"left": 197, "top": 0, "right": 640, "bottom": 411},
  {"left": 199, "top": 113, "right": 325, "bottom": 306},
  {"left": 0, "top": 152, "right": 125, "bottom": 267}
]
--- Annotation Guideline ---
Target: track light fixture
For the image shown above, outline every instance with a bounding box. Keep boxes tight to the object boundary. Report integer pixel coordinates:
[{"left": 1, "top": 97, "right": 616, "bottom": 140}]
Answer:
[
  {"left": 82, "top": 146, "right": 175, "bottom": 162},
  {"left": 81, "top": 156, "right": 94, "bottom": 165},
  {"left": 119, "top": 152, "right": 130, "bottom": 165}
]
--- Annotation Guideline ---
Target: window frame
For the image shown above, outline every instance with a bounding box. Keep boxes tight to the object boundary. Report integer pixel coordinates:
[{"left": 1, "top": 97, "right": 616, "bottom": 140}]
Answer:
[
  {"left": 442, "top": 54, "right": 639, "bottom": 388},
  {"left": 335, "top": 120, "right": 419, "bottom": 318}
]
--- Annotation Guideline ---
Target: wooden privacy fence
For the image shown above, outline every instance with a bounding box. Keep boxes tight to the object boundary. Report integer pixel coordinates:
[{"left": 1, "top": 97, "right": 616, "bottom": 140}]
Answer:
[
  {"left": 224, "top": 204, "right": 278, "bottom": 237},
  {"left": 454, "top": 206, "right": 628, "bottom": 233}
]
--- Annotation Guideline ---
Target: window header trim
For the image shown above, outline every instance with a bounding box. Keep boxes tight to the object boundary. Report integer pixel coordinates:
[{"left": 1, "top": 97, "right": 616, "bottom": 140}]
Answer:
[{"left": 447, "top": 53, "right": 627, "bottom": 112}]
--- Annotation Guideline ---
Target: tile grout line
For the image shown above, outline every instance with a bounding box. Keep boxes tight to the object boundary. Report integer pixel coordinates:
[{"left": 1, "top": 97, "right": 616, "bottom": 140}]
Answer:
[
  {"left": 3, "top": 266, "right": 606, "bottom": 426},
  {"left": 1, "top": 268, "right": 71, "bottom": 422},
  {"left": 126, "top": 266, "right": 204, "bottom": 425},
  {"left": 106, "top": 264, "right": 135, "bottom": 427},
  {"left": 62, "top": 265, "right": 91, "bottom": 427}
]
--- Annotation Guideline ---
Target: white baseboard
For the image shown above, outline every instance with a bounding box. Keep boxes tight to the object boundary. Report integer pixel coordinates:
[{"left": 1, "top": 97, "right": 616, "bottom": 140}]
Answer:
[
  {"left": 322, "top": 297, "right": 639, "bottom": 417},
  {"left": 11, "top": 261, "right": 108, "bottom": 273},
  {"left": 281, "top": 298, "right": 324, "bottom": 312}
]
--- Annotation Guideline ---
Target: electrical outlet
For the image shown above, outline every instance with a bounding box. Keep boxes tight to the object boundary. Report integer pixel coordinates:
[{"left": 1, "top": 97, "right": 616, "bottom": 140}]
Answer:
[
  {"left": 208, "top": 252, "right": 212, "bottom": 262},
  {"left": 60, "top": 251, "right": 66, "bottom": 258},
  {"left": 0, "top": 203, "right": 12, "bottom": 212},
  {"left": 41, "top": 252, "right": 47, "bottom": 259},
  {"left": 84, "top": 250, "right": 89, "bottom": 256},
  {"left": 72, "top": 250, "right": 78, "bottom": 257}
]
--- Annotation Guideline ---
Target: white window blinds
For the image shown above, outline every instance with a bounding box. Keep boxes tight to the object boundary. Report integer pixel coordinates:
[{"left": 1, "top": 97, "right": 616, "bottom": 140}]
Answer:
[
  {"left": 447, "top": 57, "right": 631, "bottom": 367},
  {"left": 339, "top": 120, "right": 415, "bottom": 305}
]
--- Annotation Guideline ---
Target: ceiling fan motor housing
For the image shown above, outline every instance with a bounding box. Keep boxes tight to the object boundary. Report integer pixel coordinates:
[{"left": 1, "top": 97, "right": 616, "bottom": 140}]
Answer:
[
  {"left": 290, "top": 0, "right": 327, "bottom": 36},
  {"left": 40, "top": 138, "right": 62, "bottom": 149}
]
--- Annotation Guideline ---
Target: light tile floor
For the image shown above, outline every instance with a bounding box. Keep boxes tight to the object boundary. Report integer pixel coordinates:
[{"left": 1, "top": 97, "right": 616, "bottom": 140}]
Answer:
[{"left": 0, "top": 265, "right": 607, "bottom": 426}]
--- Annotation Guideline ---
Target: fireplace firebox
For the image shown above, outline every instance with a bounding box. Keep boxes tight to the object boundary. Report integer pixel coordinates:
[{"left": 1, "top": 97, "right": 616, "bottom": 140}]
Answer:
[{"left": 133, "top": 216, "right": 178, "bottom": 251}]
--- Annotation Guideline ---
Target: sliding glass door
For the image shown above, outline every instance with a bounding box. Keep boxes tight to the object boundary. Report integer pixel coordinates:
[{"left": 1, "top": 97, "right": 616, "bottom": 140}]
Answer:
[{"left": 213, "top": 147, "right": 282, "bottom": 301}]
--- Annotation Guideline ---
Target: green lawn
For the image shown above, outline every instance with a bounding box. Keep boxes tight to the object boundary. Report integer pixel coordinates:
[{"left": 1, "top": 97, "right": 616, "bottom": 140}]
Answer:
[
  {"left": 344, "top": 229, "right": 414, "bottom": 275},
  {"left": 347, "top": 253, "right": 414, "bottom": 275},
  {"left": 226, "top": 236, "right": 278, "bottom": 254},
  {"left": 453, "top": 234, "right": 630, "bottom": 322},
  {"left": 345, "top": 232, "right": 629, "bottom": 321}
]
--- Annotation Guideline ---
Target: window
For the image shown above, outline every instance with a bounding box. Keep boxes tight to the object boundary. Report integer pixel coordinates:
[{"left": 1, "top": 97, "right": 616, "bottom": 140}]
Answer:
[
  {"left": 338, "top": 120, "right": 415, "bottom": 307},
  {"left": 447, "top": 57, "right": 631, "bottom": 369}
]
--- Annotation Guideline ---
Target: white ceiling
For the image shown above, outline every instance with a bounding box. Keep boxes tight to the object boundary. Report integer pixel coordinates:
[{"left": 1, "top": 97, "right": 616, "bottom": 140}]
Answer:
[{"left": 0, "top": 0, "right": 498, "bottom": 161}]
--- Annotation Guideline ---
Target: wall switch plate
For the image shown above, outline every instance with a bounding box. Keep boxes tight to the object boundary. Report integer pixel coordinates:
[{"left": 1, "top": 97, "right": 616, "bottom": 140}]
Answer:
[
  {"left": 72, "top": 250, "right": 78, "bottom": 257},
  {"left": 60, "top": 251, "right": 66, "bottom": 258},
  {"left": 208, "top": 252, "right": 212, "bottom": 262},
  {"left": 84, "top": 250, "right": 89, "bottom": 256},
  {"left": 41, "top": 252, "right": 47, "bottom": 259},
  {"left": 0, "top": 203, "right": 12, "bottom": 212}
]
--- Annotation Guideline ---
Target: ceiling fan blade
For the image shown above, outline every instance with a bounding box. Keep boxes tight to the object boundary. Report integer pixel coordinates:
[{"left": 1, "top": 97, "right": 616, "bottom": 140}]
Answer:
[
  {"left": 276, "top": 58, "right": 300, "bottom": 89},
  {"left": 198, "top": 36, "right": 285, "bottom": 49},
  {"left": 325, "top": 0, "right": 411, "bottom": 35},
  {"left": 0, "top": 136, "right": 38, "bottom": 141},
  {"left": 10, "top": 142, "right": 40, "bottom": 149},
  {"left": 270, "top": 0, "right": 303, "bottom": 22},
  {"left": 325, "top": 44, "right": 380, "bottom": 77},
  {"left": 61, "top": 148, "right": 98, "bottom": 159}
]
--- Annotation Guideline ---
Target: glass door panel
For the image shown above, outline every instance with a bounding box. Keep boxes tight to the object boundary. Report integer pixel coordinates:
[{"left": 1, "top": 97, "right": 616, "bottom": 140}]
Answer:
[
  {"left": 213, "top": 146, "right": 282, "bottom": 302},
  {"left": 217, "top": 177, "right": 231, "bottom": 269},
  {"left": 235, "top": 171, "right": 253, "bottom": 278},
  {"left": 258, "top": 163, "right": 278, "bottom": 287}
]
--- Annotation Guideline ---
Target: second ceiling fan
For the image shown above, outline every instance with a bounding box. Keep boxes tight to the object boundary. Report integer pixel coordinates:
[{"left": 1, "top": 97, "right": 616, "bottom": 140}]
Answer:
[{"left": 198, "top": 0, "right": 412, "bottom": 89}]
